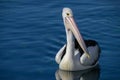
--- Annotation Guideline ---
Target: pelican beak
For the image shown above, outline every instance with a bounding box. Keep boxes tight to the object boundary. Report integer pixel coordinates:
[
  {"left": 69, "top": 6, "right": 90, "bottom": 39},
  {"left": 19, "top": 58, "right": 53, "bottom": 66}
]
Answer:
[{"left": 65, "top": 17, "right": 90, "bottom": 58}]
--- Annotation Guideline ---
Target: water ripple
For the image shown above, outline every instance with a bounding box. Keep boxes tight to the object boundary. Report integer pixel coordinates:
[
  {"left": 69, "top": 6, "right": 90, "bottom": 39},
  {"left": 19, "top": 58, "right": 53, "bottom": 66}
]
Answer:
[{"left": 0, "top": 0, "right": 120, "bottom": 79}]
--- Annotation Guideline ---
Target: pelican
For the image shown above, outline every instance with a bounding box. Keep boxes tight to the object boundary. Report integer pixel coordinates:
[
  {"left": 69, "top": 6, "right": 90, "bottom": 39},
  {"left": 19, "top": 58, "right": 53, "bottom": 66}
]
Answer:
[{"left": 55, "top": 8, "right": 101, "bottom": 71}]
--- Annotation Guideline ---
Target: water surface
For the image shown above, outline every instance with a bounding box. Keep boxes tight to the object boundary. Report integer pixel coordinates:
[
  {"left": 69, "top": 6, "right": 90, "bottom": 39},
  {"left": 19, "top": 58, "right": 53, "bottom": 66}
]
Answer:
[{"left": 0, "top": 0, "right": 120, "bottom": 80}]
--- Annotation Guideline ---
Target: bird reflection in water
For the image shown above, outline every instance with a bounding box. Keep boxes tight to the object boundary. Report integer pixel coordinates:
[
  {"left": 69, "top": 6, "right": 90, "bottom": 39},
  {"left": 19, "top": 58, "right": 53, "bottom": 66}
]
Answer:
[{"left": 55, "top": 65, "right": 100, "bottom": 80}]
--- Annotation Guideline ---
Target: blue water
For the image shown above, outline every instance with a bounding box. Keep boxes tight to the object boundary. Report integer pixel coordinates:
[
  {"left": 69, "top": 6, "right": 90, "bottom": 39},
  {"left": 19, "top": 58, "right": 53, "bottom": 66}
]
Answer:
[{"left": 0, "top": 0, "right": 120, "bottom": 80}]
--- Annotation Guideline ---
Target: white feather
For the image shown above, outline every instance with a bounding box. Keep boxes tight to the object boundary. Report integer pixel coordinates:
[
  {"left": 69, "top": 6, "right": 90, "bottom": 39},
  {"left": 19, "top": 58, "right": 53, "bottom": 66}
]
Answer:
[
  {"left": 55, "top": 44, "right": 66, "bottom": 64},
  {"left": 80, "top": 45, "right": 99, "bottom": 66}
]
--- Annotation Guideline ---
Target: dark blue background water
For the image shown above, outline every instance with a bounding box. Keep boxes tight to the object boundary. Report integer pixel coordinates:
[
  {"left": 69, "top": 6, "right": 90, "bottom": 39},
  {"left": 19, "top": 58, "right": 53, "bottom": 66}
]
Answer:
[{"left": 0, "top": 0, "right": 120, "bottom": 80}]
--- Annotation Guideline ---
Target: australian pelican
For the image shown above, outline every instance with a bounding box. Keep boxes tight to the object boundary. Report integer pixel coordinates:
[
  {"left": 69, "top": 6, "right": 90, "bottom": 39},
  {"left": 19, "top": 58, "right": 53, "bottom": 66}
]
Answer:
[{"left": 55, "top": 8, "right": 101, "bottom": 71}]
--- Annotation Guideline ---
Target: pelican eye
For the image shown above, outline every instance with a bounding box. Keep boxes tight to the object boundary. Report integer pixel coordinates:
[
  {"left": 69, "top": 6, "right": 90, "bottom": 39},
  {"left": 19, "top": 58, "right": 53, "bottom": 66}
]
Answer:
[{"left": 66, "top": 13, "right": 70, "bottom": 16}]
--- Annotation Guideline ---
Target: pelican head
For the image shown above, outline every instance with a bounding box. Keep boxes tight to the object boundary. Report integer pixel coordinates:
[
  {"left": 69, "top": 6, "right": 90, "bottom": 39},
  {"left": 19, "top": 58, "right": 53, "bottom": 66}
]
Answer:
[{"left": 62, "top": 8, "right": 90, "bottom": 58}]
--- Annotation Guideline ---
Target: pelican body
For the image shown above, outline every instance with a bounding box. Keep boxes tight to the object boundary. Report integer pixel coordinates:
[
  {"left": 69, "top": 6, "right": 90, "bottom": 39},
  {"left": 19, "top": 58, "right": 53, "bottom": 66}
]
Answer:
[{"left": 55, "top": 8, "right": 101, "bottom": 71}]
